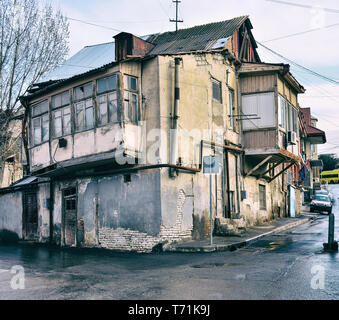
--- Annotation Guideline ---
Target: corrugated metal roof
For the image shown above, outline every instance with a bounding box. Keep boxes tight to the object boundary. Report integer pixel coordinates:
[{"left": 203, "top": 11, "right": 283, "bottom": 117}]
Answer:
[
  {"left": 33, "top": 16, "right": 248, "bottom": 86},
  {"left": 12, "top": 176, "right": 37, "bottom": 187},
  {"left": 40, "top": 42, "right": 115, "bottom": 82},
  {"left": 146, "top": 16, "right": 248, "bottom": 55}
]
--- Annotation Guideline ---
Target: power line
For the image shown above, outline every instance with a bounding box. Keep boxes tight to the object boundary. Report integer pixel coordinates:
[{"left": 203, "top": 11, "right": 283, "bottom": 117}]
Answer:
[
  {"left": 257, "top": 42, "right": 339, "bottom": 85},
  {"left": 262, "top": 22, "right": 339, "bottom": 43},
  {"left": 265, "top": 0, "right": 339, "bottom": 14},
  {"left": 66, "top": 17, "right": 124, "bottom": 33}
]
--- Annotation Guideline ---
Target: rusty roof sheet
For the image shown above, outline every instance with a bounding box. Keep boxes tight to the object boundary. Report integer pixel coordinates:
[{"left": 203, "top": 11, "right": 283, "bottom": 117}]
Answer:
[
  {"left": 146, "top": 16, "right": 249, "bottom": 55},
  {"left": 40, "top": 42, "right": 115, "bottom": 82}
]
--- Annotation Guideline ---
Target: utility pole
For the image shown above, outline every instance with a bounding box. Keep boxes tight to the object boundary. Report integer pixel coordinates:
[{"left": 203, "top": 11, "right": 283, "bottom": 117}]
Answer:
[{"left": 169, "top": 0, "right": 183, "bottom": 32}]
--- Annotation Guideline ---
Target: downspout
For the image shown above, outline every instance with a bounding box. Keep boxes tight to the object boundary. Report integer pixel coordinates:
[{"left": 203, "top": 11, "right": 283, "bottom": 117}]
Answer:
[
  {"left": 169, "top": 57, "right": 182, "bottom": 178},
  {"left": 49, "top": 178, "right": 54, "bottom": 244},
  {"left": 20, "top": 98, "right": 30, "bottom": 176},
  {"left": 225, "top": 150, "right": 231, "bottom": 219},
  {"left": 235, "top": 154, "right": 240, "bottom": 217}
]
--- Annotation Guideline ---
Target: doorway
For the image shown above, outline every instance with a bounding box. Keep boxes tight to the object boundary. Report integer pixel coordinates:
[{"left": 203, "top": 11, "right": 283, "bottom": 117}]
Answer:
[
  {"left": 63, "top": 187, "right": 77, "bottom": 247},
  {"left": 23, "top": 191, "right": 38, "bottom": 240}
]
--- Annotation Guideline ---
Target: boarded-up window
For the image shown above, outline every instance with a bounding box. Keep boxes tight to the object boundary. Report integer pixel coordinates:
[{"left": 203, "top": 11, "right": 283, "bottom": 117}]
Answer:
[
  {"left": 212, "top": 79, "right": 222, "bottom": 103},
  {"left": 259, "top": 184, "right": 266, "bottom": 210},
  {"left": 242, "top": 92, "right": 275, "bottom": 130}
]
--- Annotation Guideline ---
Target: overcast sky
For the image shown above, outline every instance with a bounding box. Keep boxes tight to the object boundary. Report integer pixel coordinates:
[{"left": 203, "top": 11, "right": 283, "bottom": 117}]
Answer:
[{"left": 49, "top": 0, "right": 339, "bottom": 155}]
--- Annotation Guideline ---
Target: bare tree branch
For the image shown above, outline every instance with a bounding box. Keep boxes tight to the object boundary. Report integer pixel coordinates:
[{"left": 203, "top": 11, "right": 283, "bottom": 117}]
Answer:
[{"left": 0, "top": 0, "right": 69, "bottom": 178}]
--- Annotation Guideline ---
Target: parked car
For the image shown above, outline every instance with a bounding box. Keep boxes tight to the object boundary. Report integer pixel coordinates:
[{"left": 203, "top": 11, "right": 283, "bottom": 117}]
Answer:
[
  {"left": 310, "top": 195, "right": 333, "bottom": 214},
  {"left": 314, "top": 189, "right": 334, "bottom": 203}
]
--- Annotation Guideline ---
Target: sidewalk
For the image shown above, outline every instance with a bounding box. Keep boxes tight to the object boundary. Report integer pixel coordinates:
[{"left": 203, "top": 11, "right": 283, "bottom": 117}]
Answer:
[{"left": 165, "top": 210, "right": 314, "bottom": 253}]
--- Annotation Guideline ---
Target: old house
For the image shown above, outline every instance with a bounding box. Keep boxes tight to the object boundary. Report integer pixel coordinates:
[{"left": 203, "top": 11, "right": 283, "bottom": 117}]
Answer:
[
  {"left": 299, "top": 108, "right": 326, "bottom": 201},
  {"left": 0, "top": 16, "right": 313, "bottom": 252},
  {"left": 238, "top": 62, "right": 305, "bottom": 219},
  {"left": 0, "top": 113, "right": 24, "bottom": 188}
]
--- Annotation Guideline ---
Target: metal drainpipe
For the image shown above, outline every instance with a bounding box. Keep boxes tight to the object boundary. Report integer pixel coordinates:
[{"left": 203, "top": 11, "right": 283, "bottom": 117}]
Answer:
[{"left": 169, "top": 57, "right": 182, "bottom": 177}]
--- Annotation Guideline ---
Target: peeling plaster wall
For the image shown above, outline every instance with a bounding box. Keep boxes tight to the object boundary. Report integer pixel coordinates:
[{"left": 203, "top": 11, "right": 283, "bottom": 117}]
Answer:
[
  {"left": 155, "top": 53, "right": 242, "bottom": 240},
  {"left": 0, "top": 191, "right": 23, "bottom": 238},
  {"left": 52, "top": 169, "right": 163, "bottom": 252},
  {"left": 37, "top": 183, "right": 50, "bottom": 242},
  {"left": 240, "top": 174, "right": 285, "bottom": 226}
]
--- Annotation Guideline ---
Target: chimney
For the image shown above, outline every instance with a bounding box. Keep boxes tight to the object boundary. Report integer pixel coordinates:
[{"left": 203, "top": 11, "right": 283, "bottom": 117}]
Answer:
[{"left": 114, "top": 32, "right": 154, "bottom": 62}]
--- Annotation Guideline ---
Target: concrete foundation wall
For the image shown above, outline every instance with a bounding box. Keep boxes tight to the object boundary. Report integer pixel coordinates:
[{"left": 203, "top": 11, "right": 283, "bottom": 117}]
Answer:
[{"left": 52, "top": 169, "right": 163, "bottom": 252}]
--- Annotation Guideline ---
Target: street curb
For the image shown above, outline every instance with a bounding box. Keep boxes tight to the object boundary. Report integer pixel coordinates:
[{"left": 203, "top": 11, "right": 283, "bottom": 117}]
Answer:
[{"left": 165, "top": 216, "right": 312, "bottom": 253}]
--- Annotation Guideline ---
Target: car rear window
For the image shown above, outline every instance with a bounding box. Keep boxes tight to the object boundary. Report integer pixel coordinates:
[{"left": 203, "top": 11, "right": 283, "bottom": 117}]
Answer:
[{"left": 315, "top": 196, "right": 330, "bottom": 202}]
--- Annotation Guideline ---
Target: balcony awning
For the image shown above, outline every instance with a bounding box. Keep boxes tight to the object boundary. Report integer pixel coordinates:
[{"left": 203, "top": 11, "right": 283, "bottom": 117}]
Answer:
[{"left": 245, "top": 148, "right": 301, "bottom": 182}]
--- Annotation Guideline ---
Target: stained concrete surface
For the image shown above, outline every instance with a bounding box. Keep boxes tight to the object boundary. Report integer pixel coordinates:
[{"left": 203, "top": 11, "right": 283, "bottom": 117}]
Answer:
[{"left": 0, "top": 185, "right": 339, "bottom": 300}]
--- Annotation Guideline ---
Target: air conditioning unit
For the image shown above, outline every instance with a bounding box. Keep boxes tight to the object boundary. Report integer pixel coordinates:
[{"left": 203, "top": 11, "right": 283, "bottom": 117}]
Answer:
[{"left": 287, "top": 131, "right": 297, "bottom": 145}]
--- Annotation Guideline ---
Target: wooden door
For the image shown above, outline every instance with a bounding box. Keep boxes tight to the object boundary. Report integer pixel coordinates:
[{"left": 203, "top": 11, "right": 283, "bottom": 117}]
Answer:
[
  {"left": 63, "top": 188, "right": 77, "bottom": 247},
  {"left": 23, "top": 192, "right": 38, "bottom": 239}
]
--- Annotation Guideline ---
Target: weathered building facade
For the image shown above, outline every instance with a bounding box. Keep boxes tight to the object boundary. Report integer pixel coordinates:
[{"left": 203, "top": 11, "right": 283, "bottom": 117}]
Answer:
[{"left": 0, "top": 16, "right": 321, "bottom": 252}]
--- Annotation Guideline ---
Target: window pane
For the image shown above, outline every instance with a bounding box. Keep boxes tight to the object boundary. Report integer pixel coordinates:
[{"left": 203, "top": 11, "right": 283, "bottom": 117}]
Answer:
[
  {"left": 98, "top": 95, "right": 108, "bottom": 125},
  {"left": 97, "top": 75, "right": 117, "bottom": 94},
  {"left": 52, "top": 94, "right": 62, "bottom": 109},
  {"left": 53, "top": 111, "right": 62, "bottom": 138},
  {"left": 61, "top": 91, "right": 70, "bottom": 106},
  {"left": 97, "top": 79, "right": 106, "bottom": 94},
  {"left": 85, "top": 99, "right": 94, "bottom": 129},
  {"left": 130, "top": 77, "right": 137, "bottom": 91},
  {"left": 63, "top": 107, "right": 71, "bottom": 135},
  {"left": 75, "top": 102, "right": 85, "bottom": 131},
  {"left": 124, "top": 75, "right": 129, "bottom": 90},
  {"left": 107, "top": 75, "right": 117, "bottom": 91},
  {"left": 108, "top": 93, "right": 118, "bottom": 123},
  {"left": 42, "top": 114, "right": 49, "bottom": 142},
  {"left": 74, "top": 82, "right": 92, "bottom": 100},
  {"left": 124, "top": 75, "right": 137, "bottom": 91},
  {"left": 85, "top": 107, "right": 94, "bottom": 129},
  {"left": 33, "top": 117, "right": 41, "bottom": 145},
  {"left": 32, "top": 100, "right": 48, "bottom": 116},
  {"left": 131, "top": 93, "right": 138, "bottom": 123},
  {"left": 124, "top": 101, "right": 130, "bottom": 122}
]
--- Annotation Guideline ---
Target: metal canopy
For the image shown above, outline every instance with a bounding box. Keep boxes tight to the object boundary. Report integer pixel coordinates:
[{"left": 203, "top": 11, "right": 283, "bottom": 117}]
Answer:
[{"left": 245, "top": 149, "right": 300, "bottom": 183}]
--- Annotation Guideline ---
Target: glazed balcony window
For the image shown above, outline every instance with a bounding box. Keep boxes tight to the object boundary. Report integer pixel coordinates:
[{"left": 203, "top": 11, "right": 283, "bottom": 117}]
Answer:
[
  {"left": 31, "top": 100, "right": 49, "bottom": 146},
  {"left": 74, "top": 82, "right": 94, "bottom": 132},
  {"left": 124, "top": 75, "right": 139, "bottom": 124},
  {"left": 52, "top": 91, "right": 71, "bottom": 138},
  {"left": 96, "top": 75, "right": 118, "bottom": 125}
]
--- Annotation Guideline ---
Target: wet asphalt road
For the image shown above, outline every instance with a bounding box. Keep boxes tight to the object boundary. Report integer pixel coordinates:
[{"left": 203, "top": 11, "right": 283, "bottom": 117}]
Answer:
[{"left": 0, "top": 186, "right": 339, "bottom": 300}]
